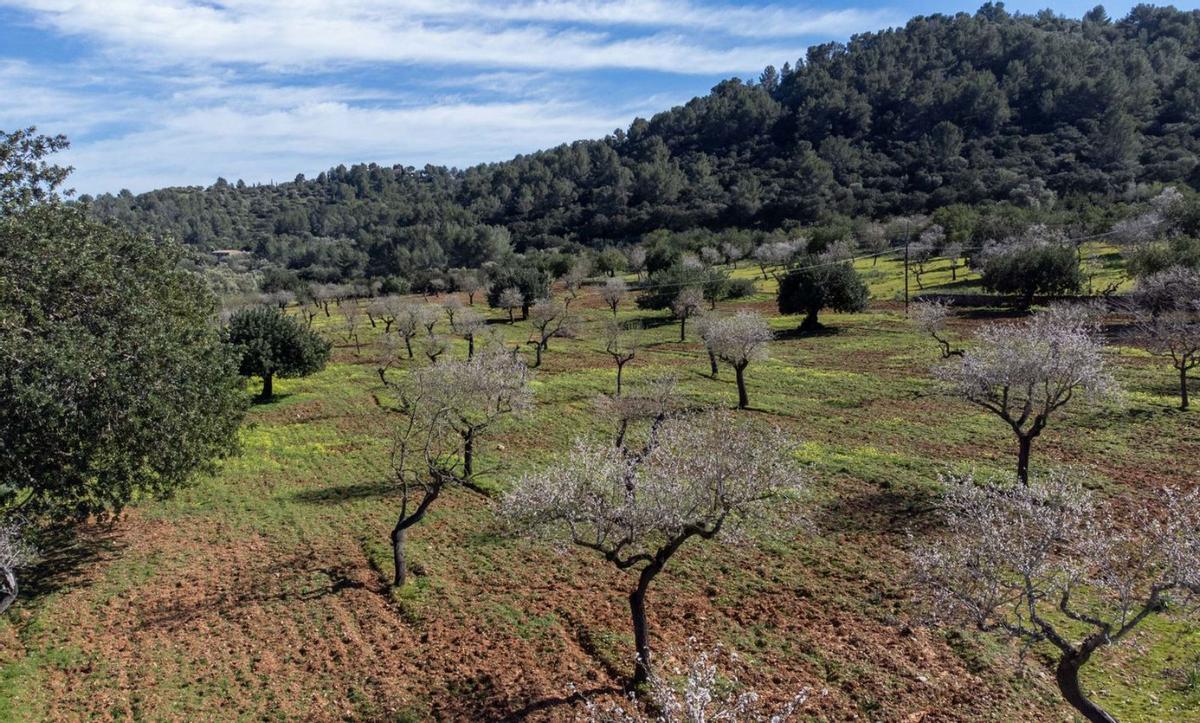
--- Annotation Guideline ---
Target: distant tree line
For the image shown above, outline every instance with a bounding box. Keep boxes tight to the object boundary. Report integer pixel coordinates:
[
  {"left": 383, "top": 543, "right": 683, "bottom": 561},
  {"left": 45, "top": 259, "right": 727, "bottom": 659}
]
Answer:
[{"left": 83, "top": 6, "right": 1200, "bottom": 289}]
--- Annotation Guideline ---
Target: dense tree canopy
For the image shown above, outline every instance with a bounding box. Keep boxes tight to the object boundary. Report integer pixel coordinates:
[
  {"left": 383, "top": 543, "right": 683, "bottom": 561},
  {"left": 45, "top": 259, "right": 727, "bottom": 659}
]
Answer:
[
  {"left": 0, "top": 204, "right": 246, "bottom": 517},
  {"left": 84, "top": 6, "right": 1200, "bottom": 285},
  {"left": 224, "top": 306, "right": 331, "bottom": 401}
]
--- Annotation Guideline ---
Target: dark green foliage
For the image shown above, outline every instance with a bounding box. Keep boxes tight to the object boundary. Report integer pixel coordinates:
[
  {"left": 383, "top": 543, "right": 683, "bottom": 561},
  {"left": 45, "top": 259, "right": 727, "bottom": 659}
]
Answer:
[
  {"left": 0, "top": 127, "right": 72, "bottom": 214},
  {"left": 979, "top": 243, "right": 1083, "bottom": 309},
  {"left": 223, "top": 307, "right": 331, "bottom": 401},
  {"left": 84, "top": 8, "right": 1200, "bottom": 280},
  {"left": 0, "top": 205, "right": 246, "bottom": 518},
  {"left": 726, "top": 277, "right": 757, "bottom": 299},
  {"left": 635, "top": 263, "right": 725, "bottom": 310},
  {"left": 486, "top": 264, "right": 550, "bottom": 317},
  {"left": 777, "top": 256, "right": 868, "bottom": 330},
  {"left": 1127, "top": 237, "right": 1200, "bottom": 278}
]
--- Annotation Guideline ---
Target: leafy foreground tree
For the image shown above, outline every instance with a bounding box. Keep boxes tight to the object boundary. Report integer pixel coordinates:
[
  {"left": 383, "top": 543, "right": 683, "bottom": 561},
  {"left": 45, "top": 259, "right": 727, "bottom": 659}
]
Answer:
[
  {"left": 502, "top": 409, "right": 806, "bottom": 689},
  {"left": 704, "top": 311, "right": 773, "bottom": 409},
  {"left": 387, "top": 352, "right": 531, "bottom": 585},
  {"left": 224, "top": 306, "right": 331, "bottom": 401},
  {"left": 913, "top": 471, "right": 1200, "bottom": 723},
  {"left": 1, "top": 205, "right": 247, "bottom": 519},
  {"left": 585, "top": 641, "right": 807, "bottom": 722},
  {"left": 777, "top": 255, "right": 868, "bottom": 332},
  {"left": 937, "top": 305, "right": 1116, "bottom": 484}
]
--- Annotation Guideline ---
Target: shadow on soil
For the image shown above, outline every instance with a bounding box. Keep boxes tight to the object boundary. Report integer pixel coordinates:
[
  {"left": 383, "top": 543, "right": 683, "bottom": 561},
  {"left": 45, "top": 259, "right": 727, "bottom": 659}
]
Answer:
[
  {"left": 291, "top": 480, "right": 397, "bottom": 504},
  {"left": 22, "top": 521, "right": 127, "bottom": 600}
]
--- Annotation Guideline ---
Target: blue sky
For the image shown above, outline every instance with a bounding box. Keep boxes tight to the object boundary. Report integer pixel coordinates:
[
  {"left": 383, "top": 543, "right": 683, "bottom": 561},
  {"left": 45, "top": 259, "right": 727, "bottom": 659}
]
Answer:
[{"left": 1, "top": 1, "right": 1195, "bottom": 195}]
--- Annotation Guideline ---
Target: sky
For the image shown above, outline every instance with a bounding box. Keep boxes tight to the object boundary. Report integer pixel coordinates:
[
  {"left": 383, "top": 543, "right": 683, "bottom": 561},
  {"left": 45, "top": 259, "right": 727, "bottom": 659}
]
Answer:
[{"left": 1, "top": 0, "right": 1195, "bottom": 195}]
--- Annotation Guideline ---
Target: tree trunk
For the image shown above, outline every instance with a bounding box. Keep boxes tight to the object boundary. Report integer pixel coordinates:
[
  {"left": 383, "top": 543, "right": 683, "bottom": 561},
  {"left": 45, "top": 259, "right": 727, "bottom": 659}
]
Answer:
[
  {"left": 735, "top": 363, "right": 749, "bottom": 409},
  {"left": 467, "top": 335, "right": 474, "bottom": 360},
  {"left": 1017, "top": 434, "right": 1033, "bottom": 485},
  {"left": 616, "top": 361, "right": 625, "bottom": 396},
  {"left": 1055, "top": 652, "right": 1116, "bottom": 723},
  {"left": 629, "top": 570, "right": 657, "bottom": 689},
  {"left": 0, "top": 567, "right": 18, "bottom": 616},
  {"left": 463, "top": 429, "right": 474, "bottom": 477},
  {"left": 259, "top": 372, "right": 274, "bottom": 401},
  {"left": 707, "top": 349, "right": 719, "bottom": 376},
  {"left": 533, "top": 343, "right": 543, "bottom": 367},
  {"left": 391, "top": 524, "right": 407, "bottom": 587},
  {"left": 1180, "top": 366, "right": 1189, "bottom": 410},
  {"left": 799, "top": 308, "right": 821, "bottom": 332},
  {"left": 521, "top": 303, "right": 530, "bottom": 320},
  {"left": 468, "top": 292, "right": 475, "bottom": 306},
  {"left": 679, "top": 316, "right": 687, "bottom": 342},
  {"left": 508, "top": 308, "right": 515, "bottom": 323},
  {"left": 404, "top": 336, "right": 414, "bottom": 359}
]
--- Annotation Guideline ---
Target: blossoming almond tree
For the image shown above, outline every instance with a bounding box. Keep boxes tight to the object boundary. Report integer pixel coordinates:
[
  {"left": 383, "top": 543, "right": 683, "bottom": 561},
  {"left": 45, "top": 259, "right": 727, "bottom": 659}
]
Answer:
[
  {"left": 386, "top": 352, "right": 532, "bottom": 586},
  {"left": 502, "top": 409, "right": 806, "bottom": 689},
  {"left": 937, "top": 305, "right": 1117, "bottom": 483},
  {"left": 704, "top": 311, "right": 773, "bottom": 409},
  {"left": 912, "top": 471, "right": 1200, "bottom": 723}
]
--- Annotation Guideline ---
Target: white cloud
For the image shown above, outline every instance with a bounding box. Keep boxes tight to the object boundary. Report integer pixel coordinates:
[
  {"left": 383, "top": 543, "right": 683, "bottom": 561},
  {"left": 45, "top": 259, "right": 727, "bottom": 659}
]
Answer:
[
  {"left": 0, "top": 0, "right": 890, "bottom": 72},
  {"left": 0, "top": 1, "right": 905, "bottom": 193},
  {"left": 49, "top": 92, "right": 659, "bottom": 193}
]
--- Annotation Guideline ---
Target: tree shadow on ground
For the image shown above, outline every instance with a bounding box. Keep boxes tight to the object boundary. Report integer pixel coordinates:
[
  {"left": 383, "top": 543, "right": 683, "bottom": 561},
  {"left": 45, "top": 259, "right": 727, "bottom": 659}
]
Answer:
[
  {"left": 22, "top": 520, "right": 127, "bottom": 601},
  {"left": 251, "top": 392, "right": 296, "bottom": 406},
  {"left": 773, "top": 324, "right": 845, "bottom": 341},
  {"left": 134, "top": 559, "right": 370, "bottom": 632},
  {"left": 495, "top": 684, "right": 623, "bottom": 722},
  {"left": 810, "top": 481, "right": 943, "bottom": 538},
  {"left": 291, "top": 480, "right": 397, "bottom": 505}
]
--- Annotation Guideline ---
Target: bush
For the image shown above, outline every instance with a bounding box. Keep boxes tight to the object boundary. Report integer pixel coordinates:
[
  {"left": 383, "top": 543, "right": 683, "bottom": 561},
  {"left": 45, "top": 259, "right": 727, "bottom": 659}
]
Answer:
[
  {"left": 777, "top": 255, "right": 868, "bottom": 330},
  {"left": 979, "top": 242, "right": 1081, "bottom": 309},
  {"left": 726, "top": 277, "right": 757, "bottom": 298}
]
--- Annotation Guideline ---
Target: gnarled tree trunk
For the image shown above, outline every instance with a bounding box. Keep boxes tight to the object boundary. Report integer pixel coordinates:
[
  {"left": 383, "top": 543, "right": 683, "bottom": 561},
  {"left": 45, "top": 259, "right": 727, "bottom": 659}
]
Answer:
[{"left": 1055, "top": 651, "right": 1116, "bottom": 723}]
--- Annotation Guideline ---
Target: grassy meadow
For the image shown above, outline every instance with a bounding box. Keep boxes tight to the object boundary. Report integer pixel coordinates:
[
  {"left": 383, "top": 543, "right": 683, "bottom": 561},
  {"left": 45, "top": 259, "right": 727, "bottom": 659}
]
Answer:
[{"left": 0, "top": 259, "right": 1197, "bottom": 721}]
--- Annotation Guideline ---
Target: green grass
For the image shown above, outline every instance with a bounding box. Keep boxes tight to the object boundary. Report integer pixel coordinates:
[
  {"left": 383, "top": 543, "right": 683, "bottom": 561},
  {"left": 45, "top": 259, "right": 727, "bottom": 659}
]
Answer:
[{"left": 0, "top": 254, "right": 1196, "bottom": 720}]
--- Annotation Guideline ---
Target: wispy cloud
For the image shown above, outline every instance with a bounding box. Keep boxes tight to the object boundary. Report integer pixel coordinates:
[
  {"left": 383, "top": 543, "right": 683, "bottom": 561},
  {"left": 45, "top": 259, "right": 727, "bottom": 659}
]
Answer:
[
  {"left": 0, "top": 0, "right": 888, "bottom": 72},
  {"left": 0, "top": 0, "right": 904, "bottom": 192}
]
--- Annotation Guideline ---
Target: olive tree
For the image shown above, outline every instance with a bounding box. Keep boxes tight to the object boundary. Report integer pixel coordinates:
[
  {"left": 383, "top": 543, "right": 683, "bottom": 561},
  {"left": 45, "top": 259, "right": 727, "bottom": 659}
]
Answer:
[
  {"left": 604, "top": 320, "right": 642, "bottom": 396},
  {"left": 0, "top": 133, "right": 246, "bottom": 523},
  {"left": 671, "top": 288, "right": 704, "bottom": 342},
  {"left": 936, "top": 306, "right": 1116, "bottom": 483},
  {"left": 705, "top": 312, "right": 772, "bottom": 409},
  {"left": 1135, "top": 304, "right": 1200, "bottom": 409},
  {"left": 385, "top": 353, "right": 531, "bottom": 586},
  {"left": 913, "top": 471, "right": 1200, "bottom": 723},
  {"left": 911, "top": 300, "right": 962, "bottom": 358},
  {"left": 602, "top": 277, "right": 629, "bottom": 316},
  {"left": 224, "top": 306, "right": 331, "bottom": 401},
  {"left": 502, "top": 410, "right": 806, "bottom": 688},
  {"left": 777, "top": 255, "right": 868, "bottom": 331}
]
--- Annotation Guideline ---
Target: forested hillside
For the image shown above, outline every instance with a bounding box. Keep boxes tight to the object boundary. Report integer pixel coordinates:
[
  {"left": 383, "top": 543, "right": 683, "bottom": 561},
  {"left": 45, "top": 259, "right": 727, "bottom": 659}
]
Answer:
[{"left": 87, "top": 4, "right": 1200, "bottom": 282}]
